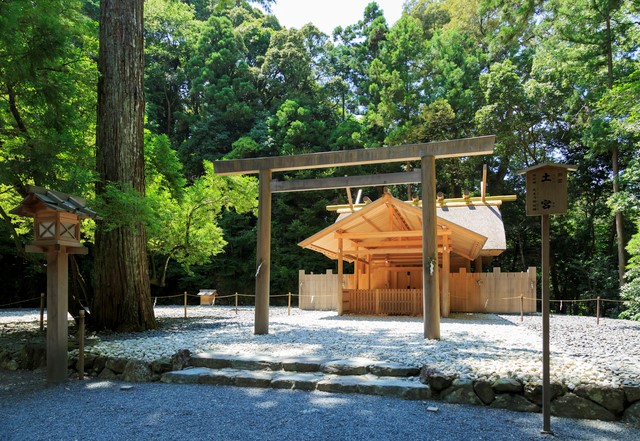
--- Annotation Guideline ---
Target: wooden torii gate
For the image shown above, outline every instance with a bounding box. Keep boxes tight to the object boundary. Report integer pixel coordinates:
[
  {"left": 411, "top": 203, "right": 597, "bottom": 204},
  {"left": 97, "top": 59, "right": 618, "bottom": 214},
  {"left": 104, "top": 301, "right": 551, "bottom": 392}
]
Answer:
[{"left": 213, "top": 135, "right": 495, "bottom": 339}]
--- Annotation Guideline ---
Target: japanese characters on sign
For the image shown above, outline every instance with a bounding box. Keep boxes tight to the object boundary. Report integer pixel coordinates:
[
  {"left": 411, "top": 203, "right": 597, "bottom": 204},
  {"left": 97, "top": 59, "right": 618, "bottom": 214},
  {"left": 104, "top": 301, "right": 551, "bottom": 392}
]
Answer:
[{"left": 519, "top": 164, "right": 575, "bottom": 217}]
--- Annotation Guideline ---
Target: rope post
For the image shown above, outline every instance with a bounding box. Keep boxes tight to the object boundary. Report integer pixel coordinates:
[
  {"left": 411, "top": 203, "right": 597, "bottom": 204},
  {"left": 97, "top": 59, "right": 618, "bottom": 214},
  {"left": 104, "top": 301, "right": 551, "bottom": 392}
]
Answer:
[
  {"left": 235, "top": 292, "right": 238, "bottom": 315},
  {"left": 39, "top": 292, "right": 45, "bottom": 332},
  {"left": 288, "top": 292, "right": 292, "bottom": 316},
  {"left": 184, "top": 291, "right": 187, "bottom": 319},
  {"left": 596, "top": 296, "right": 601, "bottom": 325},
  {"left": 78, "top": 310, "right": 85, "bottom": 381},
  {"left": 520, "top": 295, "right": 524, "bottom": 323}
]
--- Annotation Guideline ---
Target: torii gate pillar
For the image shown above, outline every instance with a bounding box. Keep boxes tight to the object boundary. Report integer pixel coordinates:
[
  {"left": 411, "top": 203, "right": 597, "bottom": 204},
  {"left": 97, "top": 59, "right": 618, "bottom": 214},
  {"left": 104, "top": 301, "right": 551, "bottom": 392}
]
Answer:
[
  {"left": 422, "top": 155, "right": 440, "bottom": 339},
  {"left": 255, "top": 169, "right": 272, "bottom": 334}
]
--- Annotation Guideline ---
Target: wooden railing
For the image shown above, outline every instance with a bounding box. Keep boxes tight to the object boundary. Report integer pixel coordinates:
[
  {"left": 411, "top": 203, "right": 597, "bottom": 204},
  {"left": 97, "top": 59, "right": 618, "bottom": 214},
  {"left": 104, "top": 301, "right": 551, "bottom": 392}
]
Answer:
[{"left": 344, "top": 289, "right": 422, "bottom": 316}]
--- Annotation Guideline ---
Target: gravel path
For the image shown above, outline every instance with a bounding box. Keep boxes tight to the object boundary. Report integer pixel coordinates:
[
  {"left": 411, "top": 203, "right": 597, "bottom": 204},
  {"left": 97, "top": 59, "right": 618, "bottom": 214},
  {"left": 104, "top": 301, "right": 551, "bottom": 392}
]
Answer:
[
  {"left": 1, "top": 307, "right": 639, "bottom": 388},
  {"left": 0, "top": 369, "right": 636, "bottom": 441}
]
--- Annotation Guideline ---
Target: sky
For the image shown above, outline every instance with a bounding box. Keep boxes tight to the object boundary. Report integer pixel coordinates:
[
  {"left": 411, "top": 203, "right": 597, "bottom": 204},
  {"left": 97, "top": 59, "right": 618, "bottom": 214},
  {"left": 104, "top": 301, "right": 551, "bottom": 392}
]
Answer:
[{"left": 269, "top": 0, "right": 404, "bottom": 35}]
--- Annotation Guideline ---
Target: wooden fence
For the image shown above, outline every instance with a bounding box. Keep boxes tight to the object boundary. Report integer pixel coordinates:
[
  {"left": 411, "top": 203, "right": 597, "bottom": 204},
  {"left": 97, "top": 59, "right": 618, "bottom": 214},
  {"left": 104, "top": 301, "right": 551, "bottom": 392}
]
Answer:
[
  {"left": 344, "top": 289, "right": 422, "bottom": 315},
  {"left": 298, "top": 270, "right": 355, "bottom": 311},
  {"left": 449, "top": 267, "right": 537, "bottom": 313},
  {"left": 299, "top": 267, "right": 537, "bottom": 315}
]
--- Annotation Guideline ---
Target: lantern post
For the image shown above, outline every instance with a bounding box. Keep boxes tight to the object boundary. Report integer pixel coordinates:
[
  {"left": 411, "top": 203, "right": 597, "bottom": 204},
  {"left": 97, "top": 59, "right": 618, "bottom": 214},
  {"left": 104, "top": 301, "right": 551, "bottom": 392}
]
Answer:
[
  {"left": 11, "top": 186, "right": 98, "bottom": 384},
  {"left": 518, "top": 163, "right": 575, "bottom": 434}
]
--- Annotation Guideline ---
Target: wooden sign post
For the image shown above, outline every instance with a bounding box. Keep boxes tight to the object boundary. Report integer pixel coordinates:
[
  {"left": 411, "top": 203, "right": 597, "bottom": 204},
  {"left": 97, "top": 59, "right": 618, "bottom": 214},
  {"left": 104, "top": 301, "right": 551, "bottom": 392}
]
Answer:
[
  {"left": 518, "top": 163, "right": 575, "bottom": 434},
  {"left": 11, "top": 186, "right": 98, "bottom": 384}
]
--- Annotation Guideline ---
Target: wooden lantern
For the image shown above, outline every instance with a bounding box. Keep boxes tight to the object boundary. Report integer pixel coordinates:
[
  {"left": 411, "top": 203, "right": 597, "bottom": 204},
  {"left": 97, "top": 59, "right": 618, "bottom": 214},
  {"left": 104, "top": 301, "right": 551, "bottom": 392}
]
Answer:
[
  {"left": 10, "top": 186, "right": 96, "bottom": 248},
  {"left": 10, "top": 185, "right": 98, "bottom": 384}
]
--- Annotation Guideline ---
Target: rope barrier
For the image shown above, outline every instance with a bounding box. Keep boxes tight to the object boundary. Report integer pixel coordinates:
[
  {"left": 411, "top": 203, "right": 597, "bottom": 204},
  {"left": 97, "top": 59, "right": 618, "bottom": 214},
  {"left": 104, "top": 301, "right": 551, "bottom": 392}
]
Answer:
[
  {"left": 153, "top": 294, "right": 185, "bottom": 299},
  {"left": 0, "top": 296, "right": 42, "bottom": 308}
]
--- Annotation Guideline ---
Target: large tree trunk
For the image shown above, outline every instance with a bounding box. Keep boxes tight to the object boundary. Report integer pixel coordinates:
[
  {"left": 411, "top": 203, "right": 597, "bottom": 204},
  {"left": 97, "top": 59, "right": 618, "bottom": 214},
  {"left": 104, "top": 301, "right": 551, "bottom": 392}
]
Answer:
[
  {"left": 93, "top": 0, "right": 156, "bottom": 331},
  {"left": 605, "top": 13, "right": 626, "bottom": 287}
]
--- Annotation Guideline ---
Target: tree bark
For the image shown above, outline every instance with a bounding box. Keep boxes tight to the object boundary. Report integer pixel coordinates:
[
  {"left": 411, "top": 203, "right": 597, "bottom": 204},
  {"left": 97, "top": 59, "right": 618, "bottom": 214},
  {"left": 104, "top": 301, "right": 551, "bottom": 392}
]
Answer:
[
  {"left": 93, "top": 0, "right": 156, "bottom": 331},
  {"left": 605, "top": 12, "right": 626, "bottom": 286}
]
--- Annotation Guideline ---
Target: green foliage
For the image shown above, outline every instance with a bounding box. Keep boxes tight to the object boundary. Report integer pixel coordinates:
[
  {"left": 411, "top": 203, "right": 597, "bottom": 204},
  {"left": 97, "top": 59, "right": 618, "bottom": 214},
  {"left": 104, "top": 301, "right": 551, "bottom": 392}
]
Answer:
[
  {"left": 0, "top": 0, "right": 97, "bottom": 194},
  {"left": 621, "top": 223, "right": 640, "bottom": 320},
  {"left": 146, "top": 160, "right": 258, "bottom": 285},
  {"left": 92, "top": 183, "right": 155, "bottom": 232}
]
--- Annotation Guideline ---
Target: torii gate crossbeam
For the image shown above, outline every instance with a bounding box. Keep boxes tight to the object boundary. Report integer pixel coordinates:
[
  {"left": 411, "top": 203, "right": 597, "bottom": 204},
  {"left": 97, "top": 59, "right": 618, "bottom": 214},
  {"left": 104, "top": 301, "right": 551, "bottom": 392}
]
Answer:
[{"left": 213, "top": 135, "right": 495, "bottom": 339}]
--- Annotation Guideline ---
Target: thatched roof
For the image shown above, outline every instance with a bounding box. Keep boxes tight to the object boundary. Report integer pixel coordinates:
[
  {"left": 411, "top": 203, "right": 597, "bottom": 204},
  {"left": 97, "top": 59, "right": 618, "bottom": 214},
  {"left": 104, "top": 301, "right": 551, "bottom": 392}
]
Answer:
[{"left": 436, "top": 204, "right": 506, "bottom": 256}]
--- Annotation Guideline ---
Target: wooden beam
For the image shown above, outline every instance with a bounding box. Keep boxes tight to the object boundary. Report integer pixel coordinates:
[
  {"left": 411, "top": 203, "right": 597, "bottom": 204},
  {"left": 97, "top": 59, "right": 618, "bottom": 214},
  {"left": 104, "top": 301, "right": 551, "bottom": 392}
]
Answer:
[
  {"left": 329, "top": 195, "right": 514, "bottom": 212},
  {"left": 343, "top": 248, "right": 424, "bottom": 255},
  {"left": 351, "top": 239, "right": 424, "bottom": 248},
  {"left": 214, "top": 136, "right": 495, "bottom": 175},
  {"left": 271, "top": 170, "right": 423, "bottom": 193},
  {"left": 378, "top": 266, "right": 424, "bottom": 272},
  {"left": 336, "top": 230, "right": 451, "bottom": 240}
]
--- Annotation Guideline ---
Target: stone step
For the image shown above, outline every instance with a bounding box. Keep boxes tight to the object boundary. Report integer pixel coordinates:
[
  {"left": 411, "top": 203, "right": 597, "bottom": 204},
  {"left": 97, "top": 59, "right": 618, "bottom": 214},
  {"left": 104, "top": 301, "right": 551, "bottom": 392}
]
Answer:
[
  {"left": 190, "top": 352, "right": 420, "bottom": 377},
  {"left": 161, "top": 366, "right": 430, "bottom": 400}
]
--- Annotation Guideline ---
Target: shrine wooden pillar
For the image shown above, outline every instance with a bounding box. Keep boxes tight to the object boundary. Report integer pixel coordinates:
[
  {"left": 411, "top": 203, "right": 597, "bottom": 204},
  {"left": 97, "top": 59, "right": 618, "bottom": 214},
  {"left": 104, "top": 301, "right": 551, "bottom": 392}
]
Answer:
[
  {"left": 441, "top": 235, "right": 451, "bottom": 318},
  {"left": 422, "top": 155, "right": 440, "bottom": 339},
  {"left": 337, "top": 237, "right": 344, "bottom": 315}
]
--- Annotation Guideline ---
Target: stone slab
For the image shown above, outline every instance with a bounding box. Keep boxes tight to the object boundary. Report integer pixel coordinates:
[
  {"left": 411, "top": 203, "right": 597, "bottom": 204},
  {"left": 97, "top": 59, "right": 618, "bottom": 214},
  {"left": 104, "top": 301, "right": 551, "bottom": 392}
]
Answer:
[
  {"left": 281, "top": 356, "right": 328, "bottom": 373},
  {"left": 191, "top": 352, "right": 281, "bottom": 371},
  {"left": 234, "top": 371, "right": 274, "bottom": 388},
  {"left": 368, "top": 362, "right": 420, "bottom": 377},
  {"left": 271, "top": 372, "right": 324, "bottom": 391},
  {"left": 321, "top": 358, "right": 376, "bottom": 376},
  {"left": 161, "top": 367, "right": 212, "bottom": 384}
]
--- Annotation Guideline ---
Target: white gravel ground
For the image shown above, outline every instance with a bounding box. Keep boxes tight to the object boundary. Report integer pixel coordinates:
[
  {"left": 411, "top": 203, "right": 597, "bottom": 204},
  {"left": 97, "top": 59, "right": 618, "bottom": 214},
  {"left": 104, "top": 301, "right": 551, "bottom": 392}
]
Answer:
[{"left": 1, "top": 306, "right": 639, "bottom": 388}]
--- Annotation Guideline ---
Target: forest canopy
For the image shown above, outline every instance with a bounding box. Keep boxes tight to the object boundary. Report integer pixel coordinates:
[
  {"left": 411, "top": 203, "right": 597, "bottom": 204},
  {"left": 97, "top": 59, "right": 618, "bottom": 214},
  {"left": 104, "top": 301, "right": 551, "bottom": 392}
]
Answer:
[{"left": 0, "top": 0, "right": 639, "bottom": 320}]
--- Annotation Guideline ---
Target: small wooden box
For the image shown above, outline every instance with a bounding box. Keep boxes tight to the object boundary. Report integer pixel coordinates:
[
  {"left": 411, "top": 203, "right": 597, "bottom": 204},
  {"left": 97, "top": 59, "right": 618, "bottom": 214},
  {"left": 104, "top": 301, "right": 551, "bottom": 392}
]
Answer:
[{"left": 198, "top": 289, "right": 217, "bottom": 305}]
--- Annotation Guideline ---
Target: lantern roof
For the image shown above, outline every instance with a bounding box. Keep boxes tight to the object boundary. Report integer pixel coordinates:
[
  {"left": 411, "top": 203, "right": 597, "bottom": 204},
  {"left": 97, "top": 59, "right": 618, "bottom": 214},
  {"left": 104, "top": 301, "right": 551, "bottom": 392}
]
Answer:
[
  {"left": 517, "top": 162, "right": 577, "bottom": 175},
  {"left": 10, "top": 185, "right": 99, "bottom": 219}
]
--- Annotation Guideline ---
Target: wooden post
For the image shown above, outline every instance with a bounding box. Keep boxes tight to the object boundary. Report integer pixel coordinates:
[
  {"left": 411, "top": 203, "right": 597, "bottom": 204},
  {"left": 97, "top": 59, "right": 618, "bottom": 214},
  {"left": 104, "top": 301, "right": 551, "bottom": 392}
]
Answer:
[
  {"left": 354, "top": 245, "right": 359, "bottom": 290},
  {"left": 288, "top": 292, "right": 292, "bottom": 316},
  {"left": 255, "top": 169, "right": 272, "bottom": 334},
  {"left": 475, "top": 256, "right": 483, "bottom": 273},
  {"left": 596, "top": 296, "right": 601, "bottom": 325},
  {"left": 441, "top": 236, "right": 450, "bottom": 318},
  {"left": 367, "top": 255, "right": 372, "bottom": 290},
  {"left": 46, "top": 247, "right": 69, "bottom": 384},
  {"left": 422, "top": 155, "right": 440, "bottom": 339},
  {"left": 235, "top": 292, "right": 238, "bottom": 314},
  {"left": 541, "top": 214, "right": 552, "bottom": 434},
  {"left": 520, "top": 295, "right": 524, "bottom": 322},
  {"left": 518, "top": 163, "right": 574, "bottom": 436},
  {"left": 337, "top": 237, "right": 344, "bottom": 315},
  {"left": 78, "top": 309, "right": 85, "bottom": 380},
  {"left": 40, "top": 292, "right": 45, "bottom": 332},
  {"left": 184, "top": 291, "right": 187, "bottom": 319},
  {"left": 481, "top": 164, "right": 487, "bottom": 203}
]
